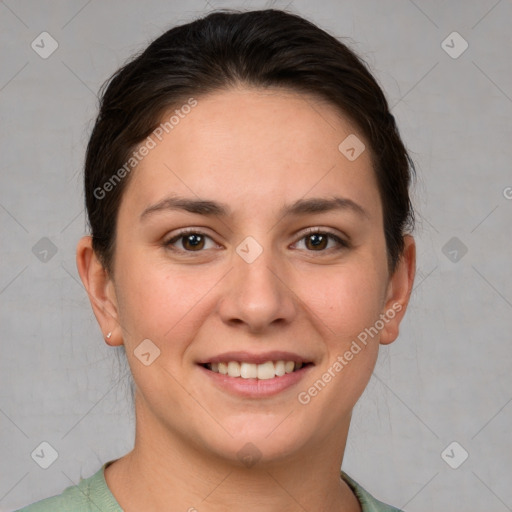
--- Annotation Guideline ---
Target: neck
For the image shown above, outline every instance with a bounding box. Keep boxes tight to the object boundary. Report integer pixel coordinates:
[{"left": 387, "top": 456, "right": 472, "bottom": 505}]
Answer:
[{"left": 105, "top": 395, "right": 361, "bottom": 512}]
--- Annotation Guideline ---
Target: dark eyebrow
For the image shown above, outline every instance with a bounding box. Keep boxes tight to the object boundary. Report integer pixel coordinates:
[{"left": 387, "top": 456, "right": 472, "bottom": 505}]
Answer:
[
  {"left": 140, "top": 196, "right": 230, "bottom": 219},
  {"left": 140, "top": 195, "right": 368, "bottom": 221},
  {"left": 282, "top": 196, "right": 368, "bottom": 219}
]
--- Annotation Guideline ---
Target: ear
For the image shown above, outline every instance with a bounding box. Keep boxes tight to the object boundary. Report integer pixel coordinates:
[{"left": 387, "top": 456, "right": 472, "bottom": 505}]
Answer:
[
  {"left": 379, "top": 235, "right": 416, "bottom": 345},
  {"left": 76, "top": 235, "right": 122, "bottom": 346}
]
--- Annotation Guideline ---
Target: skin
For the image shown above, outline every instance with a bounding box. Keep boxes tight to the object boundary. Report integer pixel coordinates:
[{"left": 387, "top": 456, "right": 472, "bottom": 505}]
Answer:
[{"left": 77, "top": 86, "right": 415, "bottom": 512}]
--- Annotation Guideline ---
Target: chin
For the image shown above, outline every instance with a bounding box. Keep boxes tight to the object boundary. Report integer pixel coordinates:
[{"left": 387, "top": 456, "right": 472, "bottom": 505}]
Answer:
[{"left": 204, "top": 419, "right": 310, "bottom": 466}]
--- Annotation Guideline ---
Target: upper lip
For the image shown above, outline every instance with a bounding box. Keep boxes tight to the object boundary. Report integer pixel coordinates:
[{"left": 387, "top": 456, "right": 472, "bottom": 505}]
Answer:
[{"left": 197, "top": 351, "right": 313, "bottom": 365}]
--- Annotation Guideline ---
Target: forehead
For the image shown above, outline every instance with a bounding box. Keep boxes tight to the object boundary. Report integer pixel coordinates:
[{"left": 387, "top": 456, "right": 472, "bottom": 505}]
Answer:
[{"left": 120, "top": 86, "right": 380, "bottom": 221}]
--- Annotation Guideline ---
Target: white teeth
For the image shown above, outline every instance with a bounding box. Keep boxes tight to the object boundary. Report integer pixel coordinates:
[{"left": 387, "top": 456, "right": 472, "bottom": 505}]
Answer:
[
  {"left": 206, "top": 360, "right": 305, "bottom": 379},
  {"left": 240, "top": 362, "right": 258, "bottom": 379},
  {"left": 227, "top": 361, "right": 241, "bottom": 377},
  {"left": 274, "top": 360, "right": 286, "bottom": 376},
  {"left": 257, "top": 361, "right": 275, "bottom": 380},
  {"left": 218, "top": 362, "right": 228, "bottom": 375}
]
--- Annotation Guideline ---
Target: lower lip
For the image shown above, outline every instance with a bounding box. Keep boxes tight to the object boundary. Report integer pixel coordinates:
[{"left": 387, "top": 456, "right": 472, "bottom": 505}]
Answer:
[{"left": 198, "top": 364, "right": 313, "bottom": 398}]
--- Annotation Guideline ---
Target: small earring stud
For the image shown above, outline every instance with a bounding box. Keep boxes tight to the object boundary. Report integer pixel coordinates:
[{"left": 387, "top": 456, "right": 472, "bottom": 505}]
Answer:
[{"left": 106, "top": 332, "right": 112, "bottom": 339}]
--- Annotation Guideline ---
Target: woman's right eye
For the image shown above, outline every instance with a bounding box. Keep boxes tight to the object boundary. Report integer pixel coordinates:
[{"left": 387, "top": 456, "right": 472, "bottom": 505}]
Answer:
[{"left": 164, "top": 230, "right": 217, "bottom": 253}]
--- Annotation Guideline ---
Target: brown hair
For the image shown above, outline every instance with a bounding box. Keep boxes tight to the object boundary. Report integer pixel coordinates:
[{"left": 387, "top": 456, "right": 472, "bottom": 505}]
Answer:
[{"left": 84, "top": 8, "right": 415, "bottom": 275}]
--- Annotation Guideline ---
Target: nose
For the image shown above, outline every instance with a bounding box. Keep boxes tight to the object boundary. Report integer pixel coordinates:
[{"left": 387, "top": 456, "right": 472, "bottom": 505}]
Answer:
[{"left": 217, "top": 242, "right": 297, "bottom": 334}]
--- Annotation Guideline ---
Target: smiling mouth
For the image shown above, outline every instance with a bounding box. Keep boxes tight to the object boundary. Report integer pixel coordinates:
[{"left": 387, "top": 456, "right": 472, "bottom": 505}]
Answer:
[{"left": 200, "top": 361, "right": 313, "bottom": 380}]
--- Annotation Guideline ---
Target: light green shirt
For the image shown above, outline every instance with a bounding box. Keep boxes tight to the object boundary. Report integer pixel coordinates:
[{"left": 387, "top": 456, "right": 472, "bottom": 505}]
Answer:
[{"left": 15, "top": 460, "right": 403, "bottom": 512}]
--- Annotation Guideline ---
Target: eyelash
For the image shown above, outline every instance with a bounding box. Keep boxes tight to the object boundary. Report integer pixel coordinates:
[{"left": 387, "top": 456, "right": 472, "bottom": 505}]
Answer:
[{"left": 164, "top": 227, "right": 349, "bottom": 255}]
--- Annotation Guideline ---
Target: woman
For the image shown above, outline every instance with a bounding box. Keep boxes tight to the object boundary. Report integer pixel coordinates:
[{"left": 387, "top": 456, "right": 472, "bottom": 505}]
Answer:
[{"left": 18, "top": 8, "right": 415, "bottom": 512}]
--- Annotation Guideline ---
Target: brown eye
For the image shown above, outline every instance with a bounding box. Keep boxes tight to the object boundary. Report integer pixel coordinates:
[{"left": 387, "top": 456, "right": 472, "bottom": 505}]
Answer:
[
  {"left": 305, "top": 232, "right": 329, "bottom": 251},
  {"left": 181, "top": 233, "right": 205, "bottom": 251},
  {"left": 294, "top": 229, "right": 349, "bottom": 253},
  {"left": 165, "top": 230, "right": 215, "bottom": 252}
]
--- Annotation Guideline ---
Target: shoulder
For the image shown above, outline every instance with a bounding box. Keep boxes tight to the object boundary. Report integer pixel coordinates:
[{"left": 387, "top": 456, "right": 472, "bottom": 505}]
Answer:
[
  {"left": 341, "top": 471, "right": 404, "bottom": 512},
  {"left": 14, "top": 462, "right": 121, "bottom": 512}
]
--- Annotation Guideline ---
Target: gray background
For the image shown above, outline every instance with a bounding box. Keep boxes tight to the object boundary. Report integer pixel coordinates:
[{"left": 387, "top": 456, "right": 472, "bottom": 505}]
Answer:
[{"left": 1, "top": 0, "right": 511, "bottom": 510}]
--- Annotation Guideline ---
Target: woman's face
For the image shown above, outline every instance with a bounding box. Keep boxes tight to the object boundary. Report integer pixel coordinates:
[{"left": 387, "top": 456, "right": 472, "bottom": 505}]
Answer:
[{"left": 97, "top": 87, "right": 411, "bottom": 465}]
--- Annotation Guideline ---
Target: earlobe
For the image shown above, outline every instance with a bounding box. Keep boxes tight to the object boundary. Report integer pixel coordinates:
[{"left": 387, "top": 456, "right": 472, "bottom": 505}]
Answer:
[
  {"left": 379, "top": 235, "right": 416, "bottom": 345},
  {"left": 76, "top": 236, "right": 122, "bottom": 346}
]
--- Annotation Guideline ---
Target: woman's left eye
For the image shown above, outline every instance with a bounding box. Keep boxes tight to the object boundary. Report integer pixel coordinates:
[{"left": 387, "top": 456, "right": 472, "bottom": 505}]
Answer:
[
  {"left": 164, "top": 228, "right": 348, "bottom": 254},
  {"left": 293, "top": 229, "right": 348, "bottom": 252}
]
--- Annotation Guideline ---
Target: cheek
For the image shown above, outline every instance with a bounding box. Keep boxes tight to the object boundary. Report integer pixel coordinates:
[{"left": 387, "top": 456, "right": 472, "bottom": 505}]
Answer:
[
  {"left": 296, "top": 265, "right": 385, "bottom": 412},
  {"left": 302, "top": 261, "right": 386, "bottom": 341},
  {"left": 114, "top": 253, "right": 218, "bottom": 347}
]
